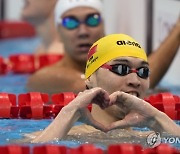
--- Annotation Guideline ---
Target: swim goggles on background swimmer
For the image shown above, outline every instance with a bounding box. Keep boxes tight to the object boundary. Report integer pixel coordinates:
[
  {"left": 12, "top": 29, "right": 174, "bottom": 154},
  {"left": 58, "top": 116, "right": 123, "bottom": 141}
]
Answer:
[
  {"left": 101, "top": 64, "right": 150, "bottom": 79},
  {"left": 61, "top": 13, "right": 101, "bottom": 30}
]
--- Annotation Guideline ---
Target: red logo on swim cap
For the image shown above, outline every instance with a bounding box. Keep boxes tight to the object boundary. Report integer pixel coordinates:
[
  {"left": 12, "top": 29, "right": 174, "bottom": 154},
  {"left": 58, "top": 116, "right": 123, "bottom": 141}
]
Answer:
[{"left": 87, "top": 45, "right": 97, "bottom": 59}]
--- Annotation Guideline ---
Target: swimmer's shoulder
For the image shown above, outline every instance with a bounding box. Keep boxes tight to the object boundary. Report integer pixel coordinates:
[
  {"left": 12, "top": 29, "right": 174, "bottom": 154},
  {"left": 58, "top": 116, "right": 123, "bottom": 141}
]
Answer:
[
  {"left": 27, "top": 61, "right": 86, "bottom": 93},
  {"left": 47, "top": 40, "right": 64, "bottom": 55},
  {"left": 28, "top": 60, "right": 72, "bottom": 81}
]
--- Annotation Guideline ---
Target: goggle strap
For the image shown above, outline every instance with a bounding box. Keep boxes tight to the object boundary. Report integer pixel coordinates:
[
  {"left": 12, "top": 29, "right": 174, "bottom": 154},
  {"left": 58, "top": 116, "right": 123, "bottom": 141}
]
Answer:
[
  {"left": 130, "top": 69, "right": 138, "bottom": 73},
  {"left": 101, "top": 64, "right": 112, "bottom": 70}
]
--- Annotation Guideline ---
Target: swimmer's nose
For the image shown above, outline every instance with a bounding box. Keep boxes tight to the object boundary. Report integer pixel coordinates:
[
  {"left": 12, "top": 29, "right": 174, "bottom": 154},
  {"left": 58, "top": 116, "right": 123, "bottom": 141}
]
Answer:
[
  {"left": 126, "top": 73, "right": 141, "bottom": 88},
  {"left": 77, "top": 24, "right": 90, "bottom": 39}
]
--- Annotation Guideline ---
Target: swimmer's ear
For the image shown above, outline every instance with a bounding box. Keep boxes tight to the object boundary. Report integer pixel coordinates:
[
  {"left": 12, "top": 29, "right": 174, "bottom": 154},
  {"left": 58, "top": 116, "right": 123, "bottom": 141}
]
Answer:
[
  {"left": 85, "top": 78, "right": 92, "bottom": 89},
  {"left": 85, "top": 73, "right": 97, "bottom": 89}
]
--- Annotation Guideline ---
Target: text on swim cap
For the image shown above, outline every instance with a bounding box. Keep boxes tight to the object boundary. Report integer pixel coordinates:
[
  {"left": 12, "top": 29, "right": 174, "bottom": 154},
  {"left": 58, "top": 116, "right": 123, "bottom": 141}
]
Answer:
[
  {"left": 117, "top": 40, "right": 141, "bottom": 48},
  {"left": 86, "top": 56, "right": 99, "bottom": 69}
]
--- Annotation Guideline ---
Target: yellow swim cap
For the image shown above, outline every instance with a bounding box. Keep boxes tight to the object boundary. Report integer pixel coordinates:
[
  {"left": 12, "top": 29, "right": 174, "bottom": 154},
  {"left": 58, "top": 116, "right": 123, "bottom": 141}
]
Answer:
[{"left": 85, "top": 34, "right": 148, "bottom": 78}]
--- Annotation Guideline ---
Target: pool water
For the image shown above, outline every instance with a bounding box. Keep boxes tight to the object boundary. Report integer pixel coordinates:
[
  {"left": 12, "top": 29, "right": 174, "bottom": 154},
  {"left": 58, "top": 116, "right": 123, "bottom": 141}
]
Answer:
[
  {"left": 0, "top": 119, "right": 80, "bottom": 147},
  {"left": 0, "top": 37, "right": 40, "bottom": 58},
  {"left": 0, "top": 74, "right": 28, "bottom": 95},
  {"left": 0, "top": 38, "right": 179, "bottom": 150}
]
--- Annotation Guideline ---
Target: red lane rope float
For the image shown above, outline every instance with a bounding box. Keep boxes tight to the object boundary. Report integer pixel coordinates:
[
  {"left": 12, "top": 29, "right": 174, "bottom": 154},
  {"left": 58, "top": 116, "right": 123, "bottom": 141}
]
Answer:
[
  {"left": 0, "top": 93, "right": 19, "bottom": 118},
  {"left": 145, "top": 92, "right": 180, "bottom": 120},
  {"left": 0, "top": 21, "right": 36, "bottom": 39},
  {"left": 52, "top": 92, "right": 92, "bottom": 112},
  {"left": 0, "top": 56, "right": 8, "bottom": 74},
  {"left": 69, "top": 144, "right": 103, "bottom": 154},
  {"left": 18, "top": 92, "right": 49, "bottom": 119},
  {"left": 0, "top": 145, "right": 30, "bottom": 154},
  {"left": 33, "top": 145, "right": 67, "bottom": 154},
  {"left": 38, "top": 54, "right": 64, "bottom": 69},
  {"left": 107, "top": 144, "right": 143, "bottom": 154},
  {"left": 52, "top": 92, "right": 76, "bottom": 105},
  {"left": 0, "top": 54, "right": 64, "bottom": 74},
  {"left": 0, "top": 144, "right": 179, "bottom": 154},
  {"left": 9, "top": 54, "right": 36, "bottom": 73},
  {"left": 0, "top": 92, "right": 179, "bottom": 120},
  {"left": 51, "top": 92, "right": 77, "bottom": 117}
]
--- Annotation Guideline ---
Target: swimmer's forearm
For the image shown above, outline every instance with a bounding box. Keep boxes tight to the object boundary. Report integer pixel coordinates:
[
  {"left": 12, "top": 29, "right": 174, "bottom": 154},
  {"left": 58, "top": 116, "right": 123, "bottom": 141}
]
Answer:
[
  {"left": 150, "top": 111, "right": 180, "bottom": 137},
  {"left": 32, "top": 105, "right": 81, "bottom": 143}
]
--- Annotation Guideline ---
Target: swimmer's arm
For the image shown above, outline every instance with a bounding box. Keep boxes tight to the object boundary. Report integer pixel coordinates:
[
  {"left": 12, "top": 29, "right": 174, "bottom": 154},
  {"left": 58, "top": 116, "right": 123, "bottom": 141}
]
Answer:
[
  {"left": 148, "top": 18, "right": 180, "bottom": 88},
  {"left": 31, "top": 105, "right": 81, "bottom": 143},
  {"left": 149, "top": 111, "right": 180, "bottom": 137}
]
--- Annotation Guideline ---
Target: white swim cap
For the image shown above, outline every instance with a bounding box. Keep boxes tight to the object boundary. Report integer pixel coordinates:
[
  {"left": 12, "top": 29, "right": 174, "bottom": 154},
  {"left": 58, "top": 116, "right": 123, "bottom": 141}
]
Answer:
[{"left": 55, "top": 0, "right": 103, "bottom": 26}]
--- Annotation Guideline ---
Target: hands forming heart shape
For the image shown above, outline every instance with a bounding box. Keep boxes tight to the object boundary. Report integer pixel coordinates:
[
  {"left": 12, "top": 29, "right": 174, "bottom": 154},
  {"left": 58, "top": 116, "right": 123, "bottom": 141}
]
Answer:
[
  {"left": 32, "top": 87, "right": 180, "bottom": 143},
  {"left": 72, "top": 87, "right": 159, "bottom": 132}
]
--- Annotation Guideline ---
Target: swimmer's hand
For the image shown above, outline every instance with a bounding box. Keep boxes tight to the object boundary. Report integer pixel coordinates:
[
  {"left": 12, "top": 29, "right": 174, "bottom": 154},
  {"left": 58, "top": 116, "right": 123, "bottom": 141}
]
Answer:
[
  {"left": 107, "top": 91, "right": 180, "bottom": 136},
  {"left": 69, "top": 87, "right": 113, "bottom": 131}
]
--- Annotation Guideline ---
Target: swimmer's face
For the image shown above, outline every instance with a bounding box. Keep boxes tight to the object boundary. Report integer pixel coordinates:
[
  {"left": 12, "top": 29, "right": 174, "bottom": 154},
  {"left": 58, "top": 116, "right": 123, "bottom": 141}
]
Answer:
[
  {"left": 21, "top": 0, "right": 56, "bottom": 25},
  {"left": 57, "top": 7, "right": 105, "bottom": 64},
  {"left": 90, "top": 56, "right": 150, "bottom": 98},
  {"left": 87, "top": 56, "right": 149, "bottom": 119}
]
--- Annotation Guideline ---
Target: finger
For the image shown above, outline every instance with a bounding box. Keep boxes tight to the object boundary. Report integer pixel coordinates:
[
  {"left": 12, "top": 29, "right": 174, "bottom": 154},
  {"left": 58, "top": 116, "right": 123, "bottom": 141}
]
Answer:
[
  {"left": 102, "top": 90, "right": 111, "bottom": 104},
  {"left": 95, "top": 96, "right": 110, "bottom": 109},
  {"left": 109, "top": 91, "right": 120, "bottom": 105},
  {"left": 92, "top": 89, "right": 111, "bottom": 108},
  {"left": 110, "top": 91, "right": 135, "bottom": 108}
]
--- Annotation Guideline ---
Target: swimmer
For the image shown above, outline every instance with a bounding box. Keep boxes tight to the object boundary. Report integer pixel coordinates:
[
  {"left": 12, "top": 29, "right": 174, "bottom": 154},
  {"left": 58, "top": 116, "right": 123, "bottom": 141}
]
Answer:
[
  {"left": 27, "top": 0, "right": 104, "bottom": 94},
  {"left": 31, "top": 34, "right": 180, "bottom": 145}
]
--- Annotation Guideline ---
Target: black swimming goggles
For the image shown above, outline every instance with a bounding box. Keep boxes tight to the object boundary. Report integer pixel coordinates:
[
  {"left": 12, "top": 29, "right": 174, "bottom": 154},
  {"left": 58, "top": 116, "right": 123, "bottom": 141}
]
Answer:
[
  {"left": 61, "top": 13, "right": 101, "bottom": 30},
  {"left": 101, "top": 64, "right": 150, "bottom": 79}
]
